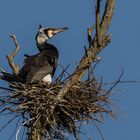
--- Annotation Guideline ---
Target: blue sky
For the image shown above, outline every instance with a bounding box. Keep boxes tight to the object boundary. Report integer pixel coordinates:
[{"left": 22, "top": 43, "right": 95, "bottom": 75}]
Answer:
[{"left": 0, "top": 0, "right": 140, "bottom": 139}]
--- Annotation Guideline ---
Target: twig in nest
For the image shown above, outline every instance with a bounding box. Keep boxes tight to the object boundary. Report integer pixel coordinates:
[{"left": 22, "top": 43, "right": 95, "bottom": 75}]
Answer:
[
  {"left": 6, "top": 35, "right": 20, "bottom": 75},
  {"left": 16, "top": 118, "right": 33, "bottom": 140},
  {"left": 0, "top": 66, "right": 6, "bottom": 73}
]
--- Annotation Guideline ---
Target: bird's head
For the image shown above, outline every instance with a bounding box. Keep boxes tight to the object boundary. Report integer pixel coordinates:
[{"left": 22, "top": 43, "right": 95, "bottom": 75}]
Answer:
[{"left": 36, "top": 25, "right": 68, "bottom": 45}]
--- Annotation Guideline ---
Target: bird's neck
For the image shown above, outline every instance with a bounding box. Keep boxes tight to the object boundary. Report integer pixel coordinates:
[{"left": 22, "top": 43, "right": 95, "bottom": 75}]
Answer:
[
  {"left": 37, "top": 42, "right": 59, "bottom": 58},
  {"left": 37, "top": 42, "right": 53, "bottom": 52}
]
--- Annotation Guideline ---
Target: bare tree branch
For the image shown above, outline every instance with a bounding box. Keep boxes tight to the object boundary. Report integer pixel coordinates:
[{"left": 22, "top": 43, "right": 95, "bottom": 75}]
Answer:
[
  {"left": 96, "top": 0, "right": 101, "bottom": 46},
  {"left": 56, "top": 0, "right": 115, "bottom": 101},
  {"left": 6, "top": 35, "right": 20, "bottom": 75},
  {"left": 99, "top": 0, "right": 115, "bottom": 40}
]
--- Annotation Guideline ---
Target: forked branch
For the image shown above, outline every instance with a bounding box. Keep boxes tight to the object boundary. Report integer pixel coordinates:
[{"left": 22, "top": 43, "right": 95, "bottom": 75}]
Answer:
[
  {"left": 56, "top": 0, "right": 115, "bottom": 101},
  {"left": 6, "top": 35, "right": 20, "bottom": 75}
]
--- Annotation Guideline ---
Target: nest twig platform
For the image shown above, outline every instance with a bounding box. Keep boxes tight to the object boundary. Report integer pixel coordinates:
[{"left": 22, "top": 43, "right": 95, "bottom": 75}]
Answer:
[{"left": 0, "top": 69, "right": 115, "bottom": 139}]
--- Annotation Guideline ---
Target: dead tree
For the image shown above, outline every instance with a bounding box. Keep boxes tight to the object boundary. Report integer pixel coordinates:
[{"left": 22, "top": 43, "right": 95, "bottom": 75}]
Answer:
[{"left": 0, "top": 0, "right": 116, "bottom": 140}]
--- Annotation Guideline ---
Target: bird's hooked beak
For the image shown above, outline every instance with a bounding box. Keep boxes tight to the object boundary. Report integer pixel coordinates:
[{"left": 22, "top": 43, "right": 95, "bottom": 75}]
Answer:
[
  {"left": 53, "top": 27, "right": 68, "bottom": 34},
  {"left": 47, "top": 27, "right": 69, "bottom": 38}
]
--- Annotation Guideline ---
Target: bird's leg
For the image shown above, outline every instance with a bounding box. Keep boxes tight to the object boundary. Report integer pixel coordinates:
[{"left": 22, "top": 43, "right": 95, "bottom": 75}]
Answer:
[{"left": 6, "top": 35, "right": 20, "bottom": 75}]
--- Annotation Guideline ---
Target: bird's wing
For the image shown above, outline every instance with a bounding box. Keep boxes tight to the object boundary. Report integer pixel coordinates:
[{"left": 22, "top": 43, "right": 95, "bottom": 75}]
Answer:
[
  {"left": 18, "top": 51, "right": 57, "bottom": 83},
  {"left": 26, "top": 58, "right": 54, "bottom": 83},
  {"left": 18, "top": 54, "right": 38, "bottom": 81}
]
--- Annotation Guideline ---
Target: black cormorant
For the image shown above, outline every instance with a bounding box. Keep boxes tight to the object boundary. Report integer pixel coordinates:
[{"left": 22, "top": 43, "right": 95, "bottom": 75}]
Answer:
[{"left": 18, "top": 26, "right": 68, "bottom": 84}]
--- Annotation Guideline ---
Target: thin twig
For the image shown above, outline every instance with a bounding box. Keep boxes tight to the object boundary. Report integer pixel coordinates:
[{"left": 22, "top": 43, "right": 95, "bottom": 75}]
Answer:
[
  {"left": 106, "top": 69, "right": 124, "bottom": 94},
  {"left": 94, "top": 121, "right": 105, "bottom": 140},
  {"left": 16, "top": 118, "right": 33, "bottom": 140},
  {"left": 0, "top": 114, "right": 20, "bottom": 132},
  {"left": 0, "top": 66, "right": 6, "bottom": 73}
]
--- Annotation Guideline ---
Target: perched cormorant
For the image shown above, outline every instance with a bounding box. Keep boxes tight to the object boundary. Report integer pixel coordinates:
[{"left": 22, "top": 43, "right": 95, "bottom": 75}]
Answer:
[{"left": 18, "top": 26, "right": 68, "bottom": 84}]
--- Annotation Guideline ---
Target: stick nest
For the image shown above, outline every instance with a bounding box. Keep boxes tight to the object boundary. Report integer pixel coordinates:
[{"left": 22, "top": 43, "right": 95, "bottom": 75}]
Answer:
[{"left": 0, "top": 70, "right": 114, "bottom": 140}]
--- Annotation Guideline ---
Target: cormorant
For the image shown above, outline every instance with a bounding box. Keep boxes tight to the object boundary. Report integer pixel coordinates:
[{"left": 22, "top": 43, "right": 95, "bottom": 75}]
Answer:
[{"left": 18, "top": 26, "right": 68, "bottom": 84}]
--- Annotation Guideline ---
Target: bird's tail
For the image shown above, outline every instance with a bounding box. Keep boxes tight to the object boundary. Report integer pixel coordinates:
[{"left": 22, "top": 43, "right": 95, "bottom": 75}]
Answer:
[{"left": 0, "top": 71, "right": 23, "bottom": 83}]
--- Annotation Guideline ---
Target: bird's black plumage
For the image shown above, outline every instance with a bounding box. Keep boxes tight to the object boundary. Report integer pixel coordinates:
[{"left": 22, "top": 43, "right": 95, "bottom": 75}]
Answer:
[
  {"left": 18, "top": 26, "right": 68, "bottom": 84},
  {"left": 18, "top": 43, "right": 59, "bottom": 84}
]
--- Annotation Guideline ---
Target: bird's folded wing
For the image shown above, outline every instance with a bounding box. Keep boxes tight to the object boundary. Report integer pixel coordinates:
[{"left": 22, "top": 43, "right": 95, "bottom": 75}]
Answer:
[{"left": 18, "top": 51, "right": 57, "bottom": 83}]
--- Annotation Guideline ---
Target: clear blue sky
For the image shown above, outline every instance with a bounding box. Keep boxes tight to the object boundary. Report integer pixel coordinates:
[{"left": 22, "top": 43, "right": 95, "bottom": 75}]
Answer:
[{"left": 0, "top": 0, "right": 140, "bottom": 139}]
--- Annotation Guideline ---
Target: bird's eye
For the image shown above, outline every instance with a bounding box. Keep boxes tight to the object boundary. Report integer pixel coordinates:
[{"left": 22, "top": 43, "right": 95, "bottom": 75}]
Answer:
[{"left": 39, "top": 32, "right": 43, "bottom": 34}]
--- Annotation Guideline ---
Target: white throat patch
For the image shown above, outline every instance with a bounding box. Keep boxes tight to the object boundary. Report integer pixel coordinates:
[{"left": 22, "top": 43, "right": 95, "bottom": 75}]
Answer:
[
  {"left": 42, "top": 74, "right": 52, "bottom": 84},
  {"left": 47, "top": 30, "right": 53, "bottom": 38},
  {"left": 37, "top": 36, "right": 46, "bottom": 45}
]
